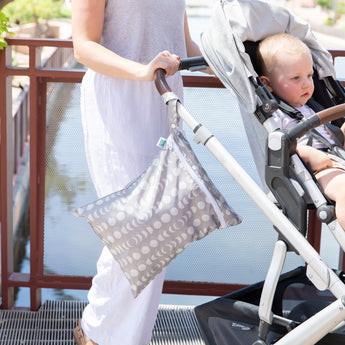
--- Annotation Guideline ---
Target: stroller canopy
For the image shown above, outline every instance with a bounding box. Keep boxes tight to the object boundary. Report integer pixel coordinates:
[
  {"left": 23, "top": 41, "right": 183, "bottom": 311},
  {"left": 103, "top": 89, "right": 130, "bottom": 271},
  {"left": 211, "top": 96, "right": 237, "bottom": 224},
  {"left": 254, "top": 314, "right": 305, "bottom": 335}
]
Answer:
[{"left": 200, "top": 0, "right": 336, "bottom": 114}]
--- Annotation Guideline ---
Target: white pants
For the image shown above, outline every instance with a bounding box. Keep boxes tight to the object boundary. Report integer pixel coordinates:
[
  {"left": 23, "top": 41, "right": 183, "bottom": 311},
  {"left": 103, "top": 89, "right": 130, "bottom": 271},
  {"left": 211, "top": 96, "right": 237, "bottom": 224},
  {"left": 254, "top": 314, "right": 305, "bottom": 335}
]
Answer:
[{"left": 81, "top": 246, "right": 165, "bottom": 345}]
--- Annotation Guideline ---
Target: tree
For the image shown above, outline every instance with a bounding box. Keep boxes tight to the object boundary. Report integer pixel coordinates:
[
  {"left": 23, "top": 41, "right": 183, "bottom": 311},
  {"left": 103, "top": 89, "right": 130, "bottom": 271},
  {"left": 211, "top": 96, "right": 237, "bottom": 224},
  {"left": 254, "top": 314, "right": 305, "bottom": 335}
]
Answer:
[
  {"left": 0, "top": 0, "right": 13, "bottom": 47},
  {"left": 0, "top": 0, "right": 13, "bottom": 10},
  {"left": 4, "top": 0, "right": 67, "bottom": 23}
]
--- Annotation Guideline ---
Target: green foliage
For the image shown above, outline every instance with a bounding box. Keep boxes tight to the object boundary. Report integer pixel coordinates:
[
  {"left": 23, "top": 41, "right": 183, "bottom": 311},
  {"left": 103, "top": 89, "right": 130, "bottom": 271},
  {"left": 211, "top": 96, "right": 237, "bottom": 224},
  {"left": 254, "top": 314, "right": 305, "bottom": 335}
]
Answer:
[
  {"left": 317, "top": 0, "right": 345, "bottom": 15},
  {"left": 3, "top": 0, "right": 71, "bottom": 25},
  {"left": 324, "top": 16, "right": 334, "bottom": 25},
  {"left": 338, "top": 2, "right": 345, "bottom": 16},
  {"left": 0, "top": 10, "right": 14, "bottom": 49},
  {"left": 317, "top": 0, "right": 332, "bottom": 10}
]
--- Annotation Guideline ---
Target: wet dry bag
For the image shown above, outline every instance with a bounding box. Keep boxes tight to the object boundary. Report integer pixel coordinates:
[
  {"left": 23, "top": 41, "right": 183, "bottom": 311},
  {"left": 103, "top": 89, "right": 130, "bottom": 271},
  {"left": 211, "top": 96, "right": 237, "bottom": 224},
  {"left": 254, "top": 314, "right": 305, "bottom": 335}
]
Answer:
[{"left": 74, "top": 98, "right": 241, "bottom": 297}]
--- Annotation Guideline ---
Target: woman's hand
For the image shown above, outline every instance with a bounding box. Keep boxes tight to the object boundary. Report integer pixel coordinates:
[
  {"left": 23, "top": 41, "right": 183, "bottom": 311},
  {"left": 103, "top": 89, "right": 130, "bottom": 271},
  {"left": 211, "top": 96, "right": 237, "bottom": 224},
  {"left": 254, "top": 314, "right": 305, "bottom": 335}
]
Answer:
[{"left": 140, "top": 51, "right": 181, "bottom": 81}]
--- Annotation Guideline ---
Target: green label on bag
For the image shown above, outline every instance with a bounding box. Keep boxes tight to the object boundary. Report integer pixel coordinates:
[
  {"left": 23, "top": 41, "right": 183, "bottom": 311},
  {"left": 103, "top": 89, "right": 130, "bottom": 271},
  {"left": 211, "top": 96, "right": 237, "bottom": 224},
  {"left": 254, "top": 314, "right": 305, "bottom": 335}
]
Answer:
[{"left": 157, "top": 137, "right": 167, "bottom": 148}]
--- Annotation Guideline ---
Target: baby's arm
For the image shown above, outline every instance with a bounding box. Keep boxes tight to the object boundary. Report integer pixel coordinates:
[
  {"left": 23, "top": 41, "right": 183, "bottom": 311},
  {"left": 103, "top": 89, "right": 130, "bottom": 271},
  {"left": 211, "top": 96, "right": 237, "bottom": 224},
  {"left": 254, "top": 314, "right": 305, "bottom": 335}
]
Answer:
[{"left": 296, "top": 144, "right": 332, "bottom": 172}]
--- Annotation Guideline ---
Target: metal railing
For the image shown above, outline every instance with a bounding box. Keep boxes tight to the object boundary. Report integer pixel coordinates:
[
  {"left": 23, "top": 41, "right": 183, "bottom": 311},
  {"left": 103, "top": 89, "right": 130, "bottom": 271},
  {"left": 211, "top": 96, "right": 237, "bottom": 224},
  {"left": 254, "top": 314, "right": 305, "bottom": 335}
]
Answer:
[{"left": 0, "top": 38, "right": 344, "bottom": 310}]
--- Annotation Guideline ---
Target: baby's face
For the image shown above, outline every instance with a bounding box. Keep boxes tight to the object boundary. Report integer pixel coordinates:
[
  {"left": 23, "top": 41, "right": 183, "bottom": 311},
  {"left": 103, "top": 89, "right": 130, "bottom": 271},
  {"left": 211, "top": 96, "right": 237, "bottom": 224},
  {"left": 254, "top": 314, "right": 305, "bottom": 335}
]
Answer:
[{"left": 269, "top": 51, "right": 314, "bottom": 108}]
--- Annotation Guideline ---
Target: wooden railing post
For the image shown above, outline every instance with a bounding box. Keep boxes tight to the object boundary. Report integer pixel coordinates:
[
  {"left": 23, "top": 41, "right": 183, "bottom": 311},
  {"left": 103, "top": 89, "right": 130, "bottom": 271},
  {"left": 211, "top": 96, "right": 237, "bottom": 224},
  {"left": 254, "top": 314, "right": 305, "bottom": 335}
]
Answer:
[
  {"left": 0, "top": 45, "right": 15, "bottom": 309},
  {"left": 307, "top": 209, "right": 322, "bottom": 253}
]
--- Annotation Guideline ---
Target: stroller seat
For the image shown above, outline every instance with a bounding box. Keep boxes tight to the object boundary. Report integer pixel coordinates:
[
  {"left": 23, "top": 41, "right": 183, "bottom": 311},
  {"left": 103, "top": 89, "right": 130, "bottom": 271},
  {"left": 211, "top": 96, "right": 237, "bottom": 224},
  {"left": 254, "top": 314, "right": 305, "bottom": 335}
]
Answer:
[
  {"left": 242, "top": 39, "right": 345, "bottom": 238},
  {"left": 199, "top": 0, "right": 345, "bottom": 240}
]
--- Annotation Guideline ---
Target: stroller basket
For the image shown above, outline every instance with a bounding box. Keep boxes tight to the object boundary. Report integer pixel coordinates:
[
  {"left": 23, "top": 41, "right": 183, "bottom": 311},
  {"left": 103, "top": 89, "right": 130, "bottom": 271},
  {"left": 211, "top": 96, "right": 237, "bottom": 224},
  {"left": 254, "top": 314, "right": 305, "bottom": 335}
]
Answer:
[{"left": 195, "top": 266, "right": 345, "bottom": 345}]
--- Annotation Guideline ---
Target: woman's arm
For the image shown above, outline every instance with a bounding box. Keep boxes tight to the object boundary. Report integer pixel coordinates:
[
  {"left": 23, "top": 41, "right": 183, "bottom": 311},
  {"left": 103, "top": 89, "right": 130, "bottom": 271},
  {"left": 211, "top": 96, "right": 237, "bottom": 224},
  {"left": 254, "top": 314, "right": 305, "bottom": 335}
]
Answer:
[
  {"left": 72, "top": 0, "right": 180, "bottom": 81},
  {"left": 184, "top": 12, "right": 213, "bottom": 74},
  {"left": 184, "top": 12, "right": 202, "bottom": 57}
]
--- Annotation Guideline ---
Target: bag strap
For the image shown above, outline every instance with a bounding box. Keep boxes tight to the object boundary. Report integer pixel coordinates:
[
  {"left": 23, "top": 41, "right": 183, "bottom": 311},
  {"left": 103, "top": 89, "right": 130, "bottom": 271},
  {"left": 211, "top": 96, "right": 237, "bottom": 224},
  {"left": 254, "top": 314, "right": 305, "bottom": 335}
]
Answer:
[{"left": 168, "top": 98, "right": 180, "bottom": 134}]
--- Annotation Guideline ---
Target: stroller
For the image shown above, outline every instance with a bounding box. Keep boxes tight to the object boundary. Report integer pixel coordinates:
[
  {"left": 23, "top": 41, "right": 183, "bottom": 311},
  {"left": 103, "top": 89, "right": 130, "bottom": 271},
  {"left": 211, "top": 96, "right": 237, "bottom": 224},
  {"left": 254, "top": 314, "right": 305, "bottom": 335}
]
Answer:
[{"left": 154, "top": 0, "right": 345, "bottom": 344}]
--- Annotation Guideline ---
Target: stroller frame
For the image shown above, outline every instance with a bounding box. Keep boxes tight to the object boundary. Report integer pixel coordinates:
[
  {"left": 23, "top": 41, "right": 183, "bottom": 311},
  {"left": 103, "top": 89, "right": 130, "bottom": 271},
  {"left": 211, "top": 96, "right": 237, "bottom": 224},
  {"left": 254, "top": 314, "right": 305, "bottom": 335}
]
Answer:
[
  {"left": 194, "top": 0, "right": 345, "bottom": 343},
  {"left": 155, "top": 3, "right": 345, "bottom": 344},
  {"left": 155, "top": 67, "right": 345, "bottom": 345}
]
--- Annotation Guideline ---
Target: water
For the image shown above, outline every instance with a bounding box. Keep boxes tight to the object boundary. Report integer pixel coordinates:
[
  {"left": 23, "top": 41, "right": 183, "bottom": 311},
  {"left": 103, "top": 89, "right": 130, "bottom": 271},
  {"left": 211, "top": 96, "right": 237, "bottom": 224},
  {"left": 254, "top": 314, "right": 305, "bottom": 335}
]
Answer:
[{"left": 14, "top": 10, "right": 345, "bottom": 307}]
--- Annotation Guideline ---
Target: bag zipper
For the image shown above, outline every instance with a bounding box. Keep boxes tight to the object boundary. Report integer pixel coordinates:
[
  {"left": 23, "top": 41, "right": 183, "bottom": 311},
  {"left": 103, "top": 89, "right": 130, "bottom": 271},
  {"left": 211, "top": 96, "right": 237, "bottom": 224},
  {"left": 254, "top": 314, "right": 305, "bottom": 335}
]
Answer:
[{"left": 171, "top": 136, "right": 228, "bottom": 228}]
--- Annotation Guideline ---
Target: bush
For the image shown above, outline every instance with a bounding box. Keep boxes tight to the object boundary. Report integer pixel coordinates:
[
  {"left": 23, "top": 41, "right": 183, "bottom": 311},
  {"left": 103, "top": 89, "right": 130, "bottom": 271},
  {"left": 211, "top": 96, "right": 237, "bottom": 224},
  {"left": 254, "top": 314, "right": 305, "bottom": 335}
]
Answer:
[
  {"left": 317, "top": 0, "right": 345, "bottom": 15},
  {"left": 0, "top": 10, "right": 14, "bottom": 49},
  {"left": 317, "top": 0, "right": 332, "bottom": 10}
]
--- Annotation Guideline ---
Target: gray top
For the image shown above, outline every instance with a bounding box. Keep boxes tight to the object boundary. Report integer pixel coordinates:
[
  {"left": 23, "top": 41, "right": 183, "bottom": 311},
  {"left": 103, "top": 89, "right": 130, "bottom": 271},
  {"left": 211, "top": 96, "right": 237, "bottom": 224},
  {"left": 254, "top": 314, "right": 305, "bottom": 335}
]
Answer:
[
  {"left": 81, "top": 0, "right": 188, "bottom": 197},
  {"left": 102, "top": 0, "right": 187, "bottom": 62}
]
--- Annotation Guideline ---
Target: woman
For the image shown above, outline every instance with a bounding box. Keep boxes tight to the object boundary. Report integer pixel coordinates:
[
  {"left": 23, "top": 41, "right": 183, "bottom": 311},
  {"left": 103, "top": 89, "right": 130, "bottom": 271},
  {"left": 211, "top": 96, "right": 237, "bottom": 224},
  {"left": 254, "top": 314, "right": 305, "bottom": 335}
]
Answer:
[{"left": 71, "top": 1, "right": 204, "bottom": 344}]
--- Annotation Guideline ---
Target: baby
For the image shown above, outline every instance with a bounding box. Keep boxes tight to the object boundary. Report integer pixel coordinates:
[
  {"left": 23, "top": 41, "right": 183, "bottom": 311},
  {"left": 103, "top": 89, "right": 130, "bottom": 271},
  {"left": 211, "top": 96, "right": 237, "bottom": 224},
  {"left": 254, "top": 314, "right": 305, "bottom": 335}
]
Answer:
[{"left": 257, "top": 33, "right": 345, "bottom": 230}]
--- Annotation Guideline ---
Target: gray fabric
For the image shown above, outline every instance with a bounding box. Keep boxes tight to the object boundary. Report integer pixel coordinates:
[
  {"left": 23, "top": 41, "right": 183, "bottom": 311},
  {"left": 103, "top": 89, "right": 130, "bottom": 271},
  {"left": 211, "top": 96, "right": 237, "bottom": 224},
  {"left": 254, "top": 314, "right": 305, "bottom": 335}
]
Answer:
[
  {"left": 74, "top": 100, "right": 241, "bottom": 297},
  {"left": 200, "top": 0, "right": 335, "bottom": 115},
  {"left": 240, "top": 107, "right": 268, "bottom": 189}
]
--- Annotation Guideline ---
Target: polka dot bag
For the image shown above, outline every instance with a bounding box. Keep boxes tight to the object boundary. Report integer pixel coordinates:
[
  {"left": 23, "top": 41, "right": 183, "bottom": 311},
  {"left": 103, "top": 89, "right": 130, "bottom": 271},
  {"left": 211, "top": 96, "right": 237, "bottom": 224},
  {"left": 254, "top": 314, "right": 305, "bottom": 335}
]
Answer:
[{"left": 74, "top": 99, "right": 242, "bottom": 297}]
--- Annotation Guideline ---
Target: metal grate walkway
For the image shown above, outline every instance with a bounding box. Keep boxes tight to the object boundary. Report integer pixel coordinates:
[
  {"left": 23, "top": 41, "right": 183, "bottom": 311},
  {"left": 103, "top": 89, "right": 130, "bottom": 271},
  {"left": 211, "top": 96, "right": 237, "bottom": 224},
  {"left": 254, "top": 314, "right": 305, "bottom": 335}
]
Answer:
[{"left": 0, "top": 300, "right": 206, "bottom": 345}]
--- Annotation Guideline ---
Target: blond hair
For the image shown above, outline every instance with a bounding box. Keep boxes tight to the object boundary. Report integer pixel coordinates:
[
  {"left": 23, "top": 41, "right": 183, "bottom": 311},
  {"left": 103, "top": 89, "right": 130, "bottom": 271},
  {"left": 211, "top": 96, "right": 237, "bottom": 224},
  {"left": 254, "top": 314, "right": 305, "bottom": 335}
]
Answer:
[{"left": 257, "top": 33, "right": 312, "bottom": 77}]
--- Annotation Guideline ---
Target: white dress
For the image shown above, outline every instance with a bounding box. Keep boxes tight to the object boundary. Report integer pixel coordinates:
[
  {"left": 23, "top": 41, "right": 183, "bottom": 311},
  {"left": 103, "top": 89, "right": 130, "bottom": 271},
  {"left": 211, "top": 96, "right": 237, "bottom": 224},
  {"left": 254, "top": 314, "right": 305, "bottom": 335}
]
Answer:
[{"left": 80, "top": 1, "right": 187, "bottom": 344}]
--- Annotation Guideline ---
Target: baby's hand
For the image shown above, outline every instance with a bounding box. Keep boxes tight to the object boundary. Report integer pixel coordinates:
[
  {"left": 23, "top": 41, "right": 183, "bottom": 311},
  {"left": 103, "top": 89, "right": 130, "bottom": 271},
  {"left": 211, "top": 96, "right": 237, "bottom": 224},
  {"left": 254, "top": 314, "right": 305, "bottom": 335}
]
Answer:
[{"left": 296, "top": 145, "right": 332, "bottom": 172}]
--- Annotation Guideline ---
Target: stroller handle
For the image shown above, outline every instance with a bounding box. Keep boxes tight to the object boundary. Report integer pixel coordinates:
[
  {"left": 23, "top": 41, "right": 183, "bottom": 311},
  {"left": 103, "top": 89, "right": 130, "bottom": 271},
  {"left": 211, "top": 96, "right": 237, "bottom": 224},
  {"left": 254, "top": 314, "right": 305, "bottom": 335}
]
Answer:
[
  {"left": 154, "top": 68, "right": 171, "bottom": 96},
  {"left": 317, "top": 103, "right": 345, "bottom": 125},
  {"left": 179, "top": 56, "right": 208, "bottom": 71},
  {"left": 154, "top": 57, "right": 208, "bottom": 96},
  {"left": 288, "top": 103, "right": 345, "bottom": 141}
]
